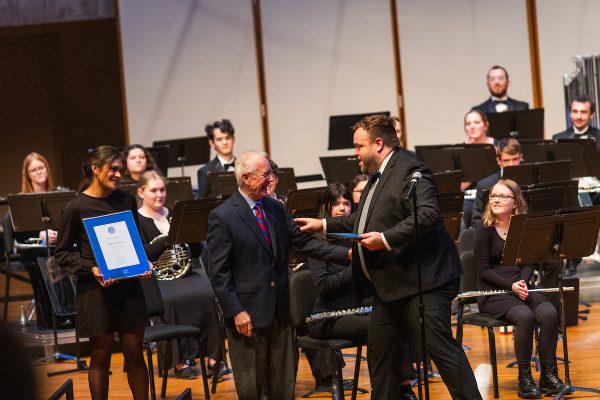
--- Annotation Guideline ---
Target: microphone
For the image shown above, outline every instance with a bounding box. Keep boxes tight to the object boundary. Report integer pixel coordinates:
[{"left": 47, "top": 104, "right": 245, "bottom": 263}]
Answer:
[{"left": 404, "top": 171, "right": 422, "bottom": 201}]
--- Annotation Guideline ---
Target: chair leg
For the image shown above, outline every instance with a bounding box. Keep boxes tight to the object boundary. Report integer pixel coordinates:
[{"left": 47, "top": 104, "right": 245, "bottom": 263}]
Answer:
[
  {"left": 197, "top": 349, "right": 211, "bottom": 400},
  {"left": 146, "top": 343, "right": 157, "bottom": 400},
  {"left": 332, "top": 349, "right": 345, "bottom": 400},
  {"left": 487, "top": 327, "right": 499, "bottom": 399},
  {"left": 3, "top": 266, "right": 11, "bottom": 325},
  {"left": 351, "top": 346, "right": 362, "bottom": 400},
  {"left": 160, "top": 340, "right": 172, "bottom": 399}
]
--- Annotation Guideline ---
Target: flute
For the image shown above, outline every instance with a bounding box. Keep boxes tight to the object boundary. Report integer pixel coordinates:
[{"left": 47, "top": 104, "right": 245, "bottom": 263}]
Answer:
[{"left": 456, "top": 287, "right": 574, "bottom": 299}]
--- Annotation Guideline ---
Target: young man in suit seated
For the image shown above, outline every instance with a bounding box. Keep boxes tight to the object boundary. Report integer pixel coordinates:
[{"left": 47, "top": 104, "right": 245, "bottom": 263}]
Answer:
[
  {"left": 472, "top": 65, "right": 529, "bottom": 113},
  {"left": 196, "top": 118, "right": 236, "bottom": 198},
  {"left": 553, "top": 95, "right": 600, "bottom": 150}
]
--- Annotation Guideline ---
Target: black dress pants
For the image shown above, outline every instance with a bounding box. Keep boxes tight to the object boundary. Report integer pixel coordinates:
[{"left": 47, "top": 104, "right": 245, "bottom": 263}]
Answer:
[{"left": 368, "top": 278, "right": 482, "bottom": 400}]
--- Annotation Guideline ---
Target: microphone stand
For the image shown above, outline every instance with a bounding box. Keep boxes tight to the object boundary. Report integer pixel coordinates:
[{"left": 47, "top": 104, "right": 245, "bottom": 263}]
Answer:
[{"left": 409, "top": 186, "right": 430, "bottom": 400}]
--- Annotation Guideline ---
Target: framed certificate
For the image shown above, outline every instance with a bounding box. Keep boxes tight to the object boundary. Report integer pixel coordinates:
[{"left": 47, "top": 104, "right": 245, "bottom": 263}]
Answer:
[{"left": 83, "top": 211, "right": 150, "bottom": 280}]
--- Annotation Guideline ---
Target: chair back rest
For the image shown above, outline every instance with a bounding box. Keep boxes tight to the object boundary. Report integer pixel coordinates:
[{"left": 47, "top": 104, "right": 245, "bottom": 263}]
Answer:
[
  {"left": 457, "top": 228, "right": 475, "bottom": 255},
  {"left": 289, "top": 269, "right": 318, "bottom": 328},
  {"left": 140, "top": 274, "right": 166, "bottom": 317},
  {"left": 459, "top": 250, "right": 478, "bottom": 304}
]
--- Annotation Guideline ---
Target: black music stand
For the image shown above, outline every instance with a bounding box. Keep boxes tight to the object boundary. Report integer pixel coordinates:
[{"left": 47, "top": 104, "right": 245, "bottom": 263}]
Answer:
[
  {"left": 553, "top": 139, "right": 600, "bottom": 178},
  {"left": 486, "top": 109, "right": 545, "bottom": 140},
  {"left": 414, "top": 144, "right": 498, "bottom": 182},
  {"left": 502, "top": 208, "right": 600, "bottom": 399},
  {"left": 319, "top": 155, "right": 361, "bottom": 186},
  {"left": 153, "top": 137, "right": 210, "bottom": 177},
  {"left": 438, "top": 192, "right": 464, "bottom": 243},
  {"left": 433, "top": 170, "right": 463, "bottom": 194},
  {"left": 502, "top": 160, "right": 572, "bottom": 186},
  {"left": 328, "top": 111, "right": 390, "bottom": 150},
  {"left": 207, "top": 171, "right": 237, "bottom": 198},
  {"left": 8, "top": 192, "right": 88, "bottom": 375},
  {"left": 166, "top": 198, "right": 232, "bottom": 390},
  {"left": 147, "top": 145, "right": 170, "bottom": 176},
  {"left": 519, "top": 140, "right": 555, "bottom": 163},
  {"left": 276, "top": 167, "right": 297, "bottom": 197},
  {"left": 164, "top": 177, "right": 194, "bottom": 209}
]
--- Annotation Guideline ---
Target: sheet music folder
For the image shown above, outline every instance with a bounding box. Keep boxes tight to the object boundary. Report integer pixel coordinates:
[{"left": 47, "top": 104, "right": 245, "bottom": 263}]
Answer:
[{"left": 414, "top": 144, "right": 498, "bottom": 182}]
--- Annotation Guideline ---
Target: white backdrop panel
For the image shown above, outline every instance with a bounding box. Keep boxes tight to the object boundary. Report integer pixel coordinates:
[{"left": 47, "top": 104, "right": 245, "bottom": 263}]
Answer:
[
  {"left": 397, "top": 0, "right": 532, "bottom": 147},
  {"left": 262, "top": 0, "right": 397, "bottom": 177},
  {"left": 118, "top": 0, "right": 261, "bottom": 183}
]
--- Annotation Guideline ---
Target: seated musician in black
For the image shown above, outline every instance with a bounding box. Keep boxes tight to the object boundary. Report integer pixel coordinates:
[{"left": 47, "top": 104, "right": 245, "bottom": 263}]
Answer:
[
  {"left": 137, "top": 171, "right": 223, "bottom": 379},
  {"left": 474, "top": 179, "right": 563, "bottom": 398},
  {"left": 306, "top": 183, "right": 416, "bottom": 399}
]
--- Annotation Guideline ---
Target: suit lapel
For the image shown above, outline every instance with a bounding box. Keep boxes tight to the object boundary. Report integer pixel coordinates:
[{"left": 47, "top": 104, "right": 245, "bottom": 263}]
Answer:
[{"left": 232, "top": 192, "right": 274, "bottom": 257}]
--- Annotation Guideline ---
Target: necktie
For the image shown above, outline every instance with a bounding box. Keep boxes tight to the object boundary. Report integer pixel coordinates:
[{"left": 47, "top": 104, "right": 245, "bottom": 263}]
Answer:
[
  {"left": 223, "top": 161, "right": 235, "bottom": 170},
  {"left": 370, "top": 171, "right": 381, "bottom": 184},
  {"left": 254, "top": 202, "right": 272, "bottom": 245}
]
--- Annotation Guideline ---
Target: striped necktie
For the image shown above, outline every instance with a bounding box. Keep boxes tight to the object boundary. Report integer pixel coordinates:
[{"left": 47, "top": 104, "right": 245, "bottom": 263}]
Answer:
[{"left": 254, "top": 201, "right": 272, "bottom": 245}]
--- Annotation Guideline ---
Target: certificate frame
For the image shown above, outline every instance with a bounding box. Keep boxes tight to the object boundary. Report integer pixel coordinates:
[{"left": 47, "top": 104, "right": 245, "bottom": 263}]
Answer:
[{"left": 82, "top": 211, "right": 149, "bottom": 280}]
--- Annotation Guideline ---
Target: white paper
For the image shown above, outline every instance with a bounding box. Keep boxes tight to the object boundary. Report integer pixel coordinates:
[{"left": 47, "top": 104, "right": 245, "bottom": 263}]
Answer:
[{"left": 94, "top": 221, "right": 140, "bottom": 270}]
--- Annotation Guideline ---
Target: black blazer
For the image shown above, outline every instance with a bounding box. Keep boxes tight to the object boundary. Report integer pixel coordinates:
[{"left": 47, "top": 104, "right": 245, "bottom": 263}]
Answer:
[
  {"left": 327, "top": 149, "right": 462, "bottom": 302},
  {"left": 196, "top": 156, "right": 224, "bottom": 199},
  {"left": 552, "top": 127, "right": 600, "bottom": 151},
  {"left": 472, "top": 97, "right": 529, "bottom": 114},
  {"left": 207, "top": 191, "right": 348, "bottom": 328}
]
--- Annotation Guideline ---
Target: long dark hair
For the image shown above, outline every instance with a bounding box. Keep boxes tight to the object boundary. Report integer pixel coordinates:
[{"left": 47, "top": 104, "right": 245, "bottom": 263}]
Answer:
[
  {"left": 79, "top": 146, "right": 124, "bottom": 192},
  {"left": 319, "top": 183, "right": 352, "bottom": 219}
]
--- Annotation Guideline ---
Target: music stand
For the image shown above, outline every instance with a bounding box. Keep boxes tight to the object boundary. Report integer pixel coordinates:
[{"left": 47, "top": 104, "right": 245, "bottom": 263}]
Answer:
[
  {"left": 164, "top": 177, "right": 194, "bottom": 209},
  {"left": 153, "top": 137, "right": 210, "bottom": 176},
  {"left": 553, "top": 139, "right": 600, "bottom": 178},
  {"left": 414, "top": 144, "right": 498, "bottom": 182},
  {"left": 486, "top": 109, "right": 545, "bottom": 140},
  {"left": 519, "top": 140, "right": 555, "bottom": 163},
  {"left": 319, "top": 155, "right": 361, "bottom": 186},
  {"left": 502, "top": 160, "right": 572, "bottom": 186},
  {"left": 276, "top": 167, "right": 297, "bottom": 197},
  {"left": 433, "top": 170, "right": 463, "bottom": 194},
  {"left": 328, "top": 111, "right": 390, "bottom": 150},
  {"left": 7, "top": 192, "right": 87, "bottom": 375},
  {"left": 502, "top": 208, "right": 600, "bottom": 398},
  {"left": 147, "top": 145, "right": 170, "bottom": 176},
  {"left": 207, "top": 171, "right": 237, "bottom": 198}
]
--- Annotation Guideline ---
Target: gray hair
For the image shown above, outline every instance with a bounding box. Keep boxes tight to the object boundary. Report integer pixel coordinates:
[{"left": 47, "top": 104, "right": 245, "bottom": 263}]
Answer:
[{"left": 234, "top": 150, "right": 268, "bottom": 186}]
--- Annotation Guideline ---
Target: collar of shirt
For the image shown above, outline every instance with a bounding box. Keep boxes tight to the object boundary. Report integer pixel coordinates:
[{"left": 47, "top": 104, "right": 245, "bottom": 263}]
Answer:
[
  {"left": 218, "top": 155, "right": 235, "bottom": 169},
  {"left": 491, "top": 96, "right": 508, "bottom": 102},
  {"left": 239, "top": 188, "right": 260, "bottom": 211},
  {"left": 574, "top": 126, "right": 589, "bottom": 135},
  {"left": 371, "top": 149, "right": 395, "bottom": 181}
]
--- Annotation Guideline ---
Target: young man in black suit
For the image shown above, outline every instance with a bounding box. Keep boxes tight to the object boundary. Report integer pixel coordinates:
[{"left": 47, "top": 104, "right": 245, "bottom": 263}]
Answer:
[
  {"left": 196, "top": 118, "right": 236, "bottom": 198},
  {"left": 296, "top": 115, "right": 482, "bottom": 399},
  {"left": 206, "top": 151, "right": 349, "bottom": 400},
  {"left": 472, "top": 65, "right": 529, "bottom": 113},
  {"left": 553, "top": 95, "right": 600, "bottom": 150}
]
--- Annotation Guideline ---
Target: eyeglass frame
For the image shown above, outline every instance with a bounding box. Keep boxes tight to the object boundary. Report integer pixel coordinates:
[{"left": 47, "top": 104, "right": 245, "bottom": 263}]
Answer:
[{"left": 489, "top": 193, "right": 514, "bottom": 201}]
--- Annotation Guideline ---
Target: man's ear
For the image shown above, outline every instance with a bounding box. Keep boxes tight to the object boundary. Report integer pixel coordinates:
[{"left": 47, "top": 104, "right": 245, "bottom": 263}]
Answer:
[
  {"left": 208, "top": 139, "right": 216, "bottom": 150},
  {"left": 375, "top": 138, "right": 385, "bottom": 153}
]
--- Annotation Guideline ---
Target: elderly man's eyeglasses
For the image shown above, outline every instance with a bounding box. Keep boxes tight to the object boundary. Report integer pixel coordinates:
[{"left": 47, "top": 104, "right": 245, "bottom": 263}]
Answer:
[
  {"left": 489, "top": 194, "right": 514, "bottom": 201},
  {"left": 252, "top": 170, "right": 274, "bottom": 179}
]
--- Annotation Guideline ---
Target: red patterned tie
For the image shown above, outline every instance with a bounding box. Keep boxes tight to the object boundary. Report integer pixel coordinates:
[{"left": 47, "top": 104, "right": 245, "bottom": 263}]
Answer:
[{"left": 254, "top": 202, "right": 272, "bottom": 245}]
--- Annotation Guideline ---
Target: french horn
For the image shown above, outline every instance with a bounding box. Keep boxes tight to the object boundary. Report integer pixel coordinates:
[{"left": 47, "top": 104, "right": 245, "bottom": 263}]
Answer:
[{"left": 149, "top": 233, "right": 191, "bottom": 280}]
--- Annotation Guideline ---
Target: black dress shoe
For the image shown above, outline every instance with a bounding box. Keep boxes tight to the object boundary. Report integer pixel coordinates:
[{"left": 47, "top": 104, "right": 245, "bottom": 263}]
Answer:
[
  {"left": 517, "top": 363, "right": 542, "bottom": 398},
  {"left": 539, "top": 361, "right": 565, "bottom": 395}
]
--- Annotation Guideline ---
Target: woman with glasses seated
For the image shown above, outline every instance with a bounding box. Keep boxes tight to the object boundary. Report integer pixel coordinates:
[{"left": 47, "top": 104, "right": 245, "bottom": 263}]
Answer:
[{"left": 474, "top": 179, "right": 564, "bottom": 398}]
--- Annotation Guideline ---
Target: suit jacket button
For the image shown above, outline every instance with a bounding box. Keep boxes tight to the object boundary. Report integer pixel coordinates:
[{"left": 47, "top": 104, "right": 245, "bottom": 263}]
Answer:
[{"left": 271, "top": 281, "right": 276, "bottom": 287}]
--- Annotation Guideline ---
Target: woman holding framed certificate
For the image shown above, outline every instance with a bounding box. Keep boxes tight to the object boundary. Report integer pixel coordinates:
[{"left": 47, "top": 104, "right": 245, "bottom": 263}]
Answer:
[{"left": 55, "top": 146, "right": 152, "bottom": 400}]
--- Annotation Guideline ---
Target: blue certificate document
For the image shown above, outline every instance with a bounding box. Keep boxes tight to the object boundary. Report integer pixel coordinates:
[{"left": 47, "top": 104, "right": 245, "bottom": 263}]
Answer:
[{"left": 83, "top": 211, "right": 150, "bottom": 280}]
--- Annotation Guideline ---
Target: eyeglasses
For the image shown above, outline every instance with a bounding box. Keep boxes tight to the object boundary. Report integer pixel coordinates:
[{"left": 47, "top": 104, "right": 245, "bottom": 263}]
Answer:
[
  {"left": 28, "top": 165, "right": 46, "bottom": 174},
  {"left": 252, "top": 170, "right": 274, "bottom": 179},
  {"left": 489, "top": 194, "right": 514, "bottom": 201}
]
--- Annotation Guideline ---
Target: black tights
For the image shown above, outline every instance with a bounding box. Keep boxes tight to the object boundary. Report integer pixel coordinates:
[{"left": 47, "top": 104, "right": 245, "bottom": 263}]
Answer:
[
  {"left": 89, "top": 327, "right": 148, "bottom": 400},
  {"left": 504, "top": 301, "right": 559, "bottom": 363}
]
